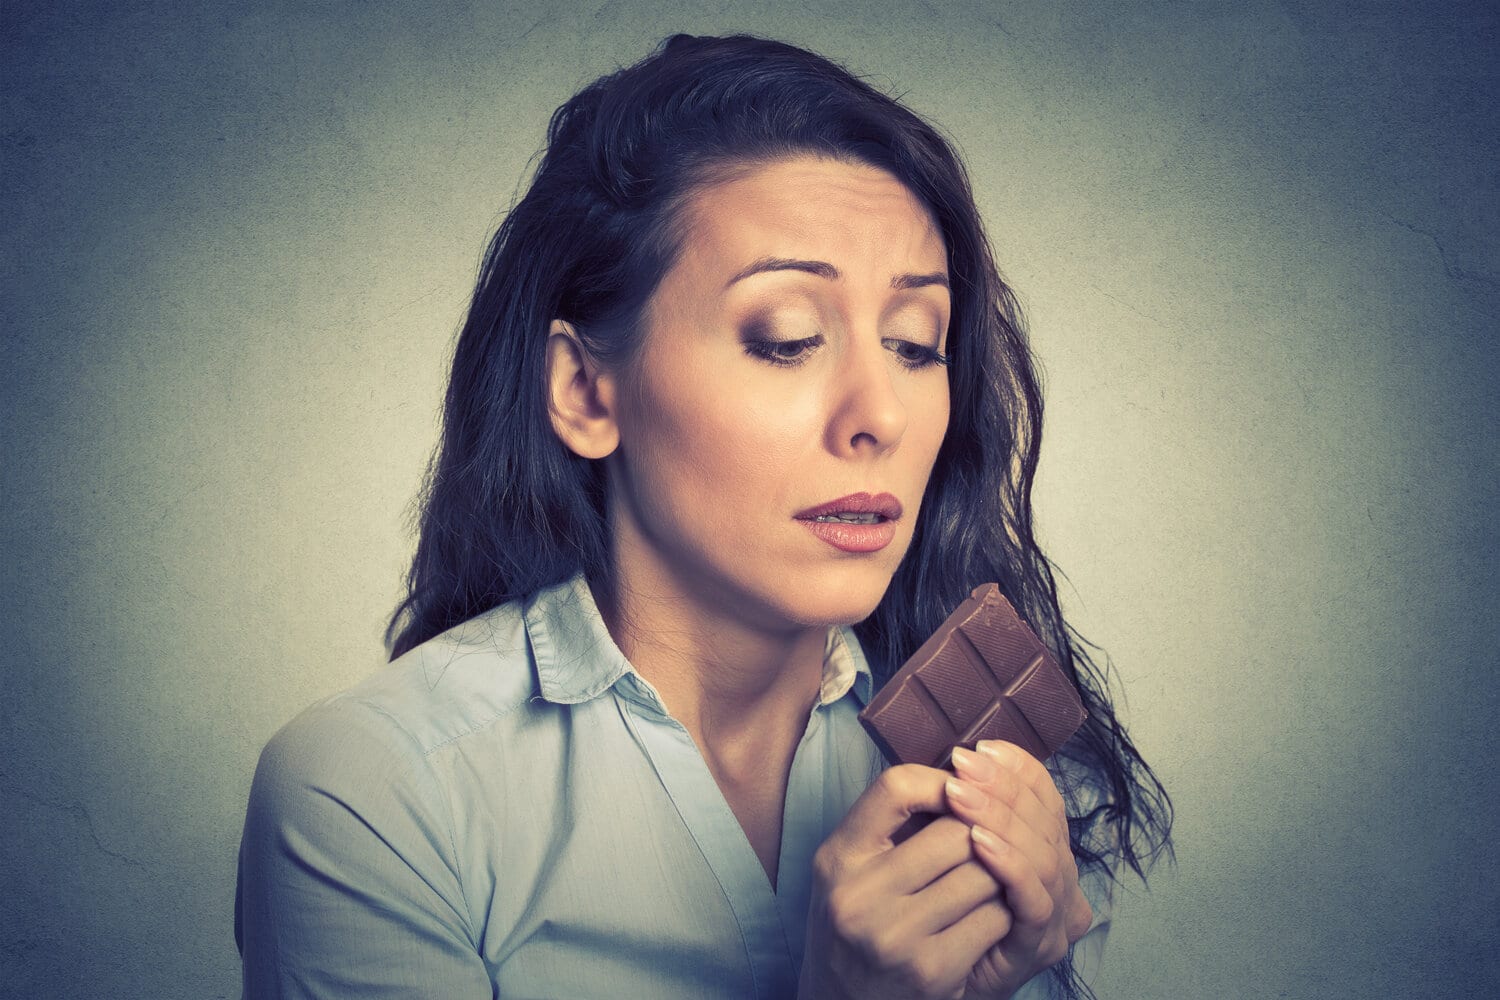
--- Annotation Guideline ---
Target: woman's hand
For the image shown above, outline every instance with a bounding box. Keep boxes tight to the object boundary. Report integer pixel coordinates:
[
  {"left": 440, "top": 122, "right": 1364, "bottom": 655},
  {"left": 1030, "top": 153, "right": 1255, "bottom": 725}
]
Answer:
[
  {"left": 798, "top": 764, "right": 1012, "bottom": 1000},
  {"left": 945, "top": 741, "right": 1094, "bottom": 999}
]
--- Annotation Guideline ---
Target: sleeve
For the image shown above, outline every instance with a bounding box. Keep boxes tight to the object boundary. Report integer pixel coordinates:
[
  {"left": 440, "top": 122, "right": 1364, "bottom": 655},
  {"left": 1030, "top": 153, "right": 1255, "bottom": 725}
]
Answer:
[
  {"left": 234, "top": 698, "right": 493, "bottom": 999},
  {"left": 1006, "top": 767, "right": 1119, "bottom": 1000},
  {"left": 996, "top": 863, "right": 1116, "bottom": 995},
  {"left": 1068, "top": 861, "right": 1115, "bottom": 987},
  {"left": 1002, "top": 864, "right": 1114, "bottom": 1000}
]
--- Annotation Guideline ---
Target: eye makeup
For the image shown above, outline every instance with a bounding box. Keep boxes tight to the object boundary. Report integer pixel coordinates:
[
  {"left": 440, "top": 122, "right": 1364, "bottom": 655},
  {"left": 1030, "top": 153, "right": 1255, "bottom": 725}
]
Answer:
[
  {"left": 737, "top": 311, "right": 949, "bottom": 371},
  {"left": 742, "top": 334, "right": 824, "bottom": 367}
]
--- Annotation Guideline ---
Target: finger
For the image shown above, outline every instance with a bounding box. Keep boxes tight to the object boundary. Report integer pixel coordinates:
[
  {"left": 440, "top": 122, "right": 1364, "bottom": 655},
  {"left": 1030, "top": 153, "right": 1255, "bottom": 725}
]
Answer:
[
  {"left": 972, "top": 742, "right": 1067, "bottom": 839},
  {"left": 833, "top": 764, "right": 952, "bottom": 857},
  {"left": 1064, "top": 884, "right": 1094, "bottom": 942},
  {"left": 926, "top": 897, "right": 1015, "bottom": 982},
  {"left": 949, "top": 752, "right": 1062, "bottom": 848},
  {"left": 977, "top": 740, "right": 1067, "bottom": 823},
  {"left": 944, "top": 777, "right": 1060, "bottom": 887},
  {"left": 961, "top": 780, "right": 1095, "bottom": 958},
  {"left": 1055, "top": 838, "right": 1089, "bottom": 912},
  {"left": 970, "top": 825, "right": 1055, "bottom": 932},
  {"left": 900, "top": 857, "right": 1008, "bottom": 936},
  {"left": 961, "top": 789, "right": 1091, "bottom": 948},
  {"left": 878, "top": 897, "right": 1013, "bottom": 1000},
  {"left": 874, "top": 814, "right": 992, "bottom": 898}
]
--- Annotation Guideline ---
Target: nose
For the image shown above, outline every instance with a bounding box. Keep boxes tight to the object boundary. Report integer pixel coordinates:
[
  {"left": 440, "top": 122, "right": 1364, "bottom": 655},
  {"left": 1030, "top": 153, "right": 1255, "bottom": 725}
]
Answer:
[{"left": 825, "top": 340, "right": 908, "bottom": 457}]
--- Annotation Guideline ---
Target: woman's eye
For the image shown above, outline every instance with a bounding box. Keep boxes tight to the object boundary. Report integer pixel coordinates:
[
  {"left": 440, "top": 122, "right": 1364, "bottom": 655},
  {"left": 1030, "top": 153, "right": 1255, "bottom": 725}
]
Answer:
[
  {"left": 885, "top": 339, "right": 951, "bottom": 370},
  {"left": 744, "top": 335, "right": 822, "bottom": 367}
]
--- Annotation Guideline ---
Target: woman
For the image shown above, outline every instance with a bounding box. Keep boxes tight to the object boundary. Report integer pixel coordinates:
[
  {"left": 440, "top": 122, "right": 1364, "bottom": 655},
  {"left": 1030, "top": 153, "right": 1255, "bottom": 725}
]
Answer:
[{"left": 236, "top": 32, "right": 1172, "bottom": 1000}]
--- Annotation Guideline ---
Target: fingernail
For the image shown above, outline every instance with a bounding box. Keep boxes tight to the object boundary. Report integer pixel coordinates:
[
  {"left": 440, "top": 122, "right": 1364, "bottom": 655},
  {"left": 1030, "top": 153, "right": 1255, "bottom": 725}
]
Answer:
[
  {"left": 971, "top": 825, "right": 1005, "bottom": 852},
  {"left": 945, "top": 778, "right": 984, "bottom": 809},
  {"left": 977, "top": 740, "right": 1021, "bottom": 770},
  {"left": 950, "top": 746, "right": 994, "bottom": 781}
]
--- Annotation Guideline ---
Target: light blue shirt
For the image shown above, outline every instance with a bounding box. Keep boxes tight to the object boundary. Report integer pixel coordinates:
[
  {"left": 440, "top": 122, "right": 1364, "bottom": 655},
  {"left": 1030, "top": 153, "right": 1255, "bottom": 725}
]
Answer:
[{"left": 235, "top": 572, "right": 1110, "bottom": 998}]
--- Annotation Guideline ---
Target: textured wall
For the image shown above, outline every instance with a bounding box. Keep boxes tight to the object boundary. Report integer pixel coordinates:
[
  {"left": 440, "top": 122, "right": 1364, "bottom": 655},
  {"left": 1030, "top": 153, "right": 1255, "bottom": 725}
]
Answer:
[{"left": 3, "top": 2, "right": 1496, "bottom": 998}]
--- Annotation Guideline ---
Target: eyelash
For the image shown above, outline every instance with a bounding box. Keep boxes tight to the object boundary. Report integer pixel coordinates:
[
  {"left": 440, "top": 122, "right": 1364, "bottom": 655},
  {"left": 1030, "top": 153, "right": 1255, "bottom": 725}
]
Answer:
[{"left": 743, "top": 335, "right": 951, "bottom": 371}]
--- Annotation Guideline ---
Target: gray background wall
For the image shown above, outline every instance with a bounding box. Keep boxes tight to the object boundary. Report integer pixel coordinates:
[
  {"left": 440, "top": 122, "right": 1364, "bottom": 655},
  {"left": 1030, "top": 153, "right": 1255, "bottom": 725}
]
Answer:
[{"left": 3, "top": 2, "right": 1496, "bottom": 998}]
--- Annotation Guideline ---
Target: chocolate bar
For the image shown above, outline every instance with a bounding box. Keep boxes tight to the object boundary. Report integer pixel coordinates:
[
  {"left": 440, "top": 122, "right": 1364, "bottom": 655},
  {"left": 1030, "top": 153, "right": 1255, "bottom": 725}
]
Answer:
[{"left": 859, "top": 583, "right": 1087, "bottom": 767}]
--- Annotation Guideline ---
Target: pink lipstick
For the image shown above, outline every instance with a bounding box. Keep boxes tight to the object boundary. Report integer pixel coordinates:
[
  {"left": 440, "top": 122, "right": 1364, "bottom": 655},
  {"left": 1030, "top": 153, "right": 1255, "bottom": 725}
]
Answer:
[{"left": 793, "top": 492, "right": 902, "bottom": 553}]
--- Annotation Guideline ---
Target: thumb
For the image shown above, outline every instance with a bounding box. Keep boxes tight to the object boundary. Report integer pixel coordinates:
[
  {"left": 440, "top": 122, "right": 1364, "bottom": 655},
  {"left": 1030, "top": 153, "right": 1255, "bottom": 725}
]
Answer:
[{"left": 832, "top": 763, "right": 951, "bottom": 859}]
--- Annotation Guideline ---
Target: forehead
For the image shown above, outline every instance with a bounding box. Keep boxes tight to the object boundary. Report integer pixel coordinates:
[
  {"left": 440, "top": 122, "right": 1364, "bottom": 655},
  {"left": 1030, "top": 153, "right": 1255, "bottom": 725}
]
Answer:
[{"left": 674, "top": 156, "right": 948, "bottom": 286}]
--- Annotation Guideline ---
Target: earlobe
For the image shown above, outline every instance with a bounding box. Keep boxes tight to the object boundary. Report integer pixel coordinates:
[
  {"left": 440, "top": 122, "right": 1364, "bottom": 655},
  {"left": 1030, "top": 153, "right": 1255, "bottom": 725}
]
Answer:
[{"left": 545, "top": 319, "right": 620, "bottom": 460}]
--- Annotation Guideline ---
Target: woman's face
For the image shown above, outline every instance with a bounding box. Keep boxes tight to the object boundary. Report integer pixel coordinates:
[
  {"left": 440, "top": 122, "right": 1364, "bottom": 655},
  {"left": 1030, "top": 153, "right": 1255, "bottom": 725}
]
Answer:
[{"left": 606, "top": 154, "right": 952, "bottom": 630}]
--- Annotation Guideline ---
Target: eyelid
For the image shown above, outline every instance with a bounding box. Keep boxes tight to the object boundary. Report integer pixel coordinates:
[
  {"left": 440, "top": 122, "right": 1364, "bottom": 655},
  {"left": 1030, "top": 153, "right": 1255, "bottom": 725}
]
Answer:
[
  {"left": 882, "top": 337, "right": 951, "bottom": 370},
  {"left": 881, "top": 296, "right": 949, "bottom": 336},
  {"left": 742, "top": 332, "right": 823, "bottom": 367}
]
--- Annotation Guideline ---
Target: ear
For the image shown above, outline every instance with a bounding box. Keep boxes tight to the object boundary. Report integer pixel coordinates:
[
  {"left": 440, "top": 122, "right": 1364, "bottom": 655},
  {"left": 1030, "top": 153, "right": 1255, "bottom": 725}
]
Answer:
[{"left": 545, "top": 319, "right": 620, "bottom": 460}]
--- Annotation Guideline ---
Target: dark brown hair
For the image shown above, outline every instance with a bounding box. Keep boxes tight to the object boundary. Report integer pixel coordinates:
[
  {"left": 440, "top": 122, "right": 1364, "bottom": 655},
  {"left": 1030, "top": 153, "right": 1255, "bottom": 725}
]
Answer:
[{"left": 387, "top": 33, "right": 1173, "bottom": 997}]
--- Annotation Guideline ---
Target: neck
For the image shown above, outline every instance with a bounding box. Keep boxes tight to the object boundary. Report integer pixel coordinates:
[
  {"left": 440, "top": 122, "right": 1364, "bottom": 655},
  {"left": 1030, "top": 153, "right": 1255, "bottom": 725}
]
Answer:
[
  {"left": 595, "top": 560, "right": 827, "bottom": 760},
  {"left": 595, "top": 524, "right": 843, "bottom": 892}
]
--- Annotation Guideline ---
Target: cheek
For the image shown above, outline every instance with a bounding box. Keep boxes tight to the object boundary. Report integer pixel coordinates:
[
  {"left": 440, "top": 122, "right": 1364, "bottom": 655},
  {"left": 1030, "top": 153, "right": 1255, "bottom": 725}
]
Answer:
[
  {"left": 907, "top": 381, "right": 952, "bottom": 467},
  {"left": 929, "top": 393, "right": 952, "bottom": 456},
  {"left": 630, "top": 365, "right": 816, "bottom": 519}
]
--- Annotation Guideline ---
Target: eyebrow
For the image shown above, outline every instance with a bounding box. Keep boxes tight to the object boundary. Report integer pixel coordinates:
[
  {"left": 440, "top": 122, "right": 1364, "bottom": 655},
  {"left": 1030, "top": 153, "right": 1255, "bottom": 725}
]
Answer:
[{"left": 724, "top": 256, "right": 950, "bottom": 292}]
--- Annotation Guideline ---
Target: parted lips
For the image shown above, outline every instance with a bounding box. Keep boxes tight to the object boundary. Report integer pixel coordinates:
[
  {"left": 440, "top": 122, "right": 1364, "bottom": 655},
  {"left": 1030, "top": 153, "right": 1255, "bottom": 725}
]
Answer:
[{"left": 858, "top": 583, "right": 1088, "bottom": 767}]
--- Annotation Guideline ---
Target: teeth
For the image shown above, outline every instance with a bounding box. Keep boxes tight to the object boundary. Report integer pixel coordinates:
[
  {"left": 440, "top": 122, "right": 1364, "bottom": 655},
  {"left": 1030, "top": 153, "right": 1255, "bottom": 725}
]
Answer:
[{"left": 813, "top": 512, "right": 884, "bottom": 524}]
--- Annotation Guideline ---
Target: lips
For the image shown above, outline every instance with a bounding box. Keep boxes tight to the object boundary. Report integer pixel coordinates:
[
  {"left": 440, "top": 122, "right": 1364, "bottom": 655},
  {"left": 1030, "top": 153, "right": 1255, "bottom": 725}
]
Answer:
[
  {"left": 793, "top": 492, "right": 904, "bottom": 522},
  {"left": 793, "top": 492, "right": 903, "bottom": 554}
]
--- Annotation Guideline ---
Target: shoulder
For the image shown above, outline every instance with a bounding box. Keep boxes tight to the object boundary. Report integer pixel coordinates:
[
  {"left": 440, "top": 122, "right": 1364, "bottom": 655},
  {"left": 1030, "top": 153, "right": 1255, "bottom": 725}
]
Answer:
[
  {"left": 235, "top": 616, "right": 542, "bottom": 990},
  {"left": 321, "top": 599, "right": 538, "bottom": 746},
  {"left": 250, "top": 600, "right": 540, "bottom": 814}
]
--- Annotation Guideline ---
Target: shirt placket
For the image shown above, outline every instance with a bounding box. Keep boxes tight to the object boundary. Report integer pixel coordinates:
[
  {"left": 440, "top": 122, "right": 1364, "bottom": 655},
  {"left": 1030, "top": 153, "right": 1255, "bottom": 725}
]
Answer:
[
  {"left": 613, "top": 683, "right": 804, "bottom": 1000},
  {"left": 778, "top": 702, "right": 835, "bottom": 978}
]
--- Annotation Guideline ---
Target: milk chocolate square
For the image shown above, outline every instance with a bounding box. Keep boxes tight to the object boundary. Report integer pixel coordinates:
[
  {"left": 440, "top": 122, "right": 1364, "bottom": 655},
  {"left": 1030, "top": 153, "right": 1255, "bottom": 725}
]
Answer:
[{"left": 858, "top": 583, "right": 1088, "bottom": 767}]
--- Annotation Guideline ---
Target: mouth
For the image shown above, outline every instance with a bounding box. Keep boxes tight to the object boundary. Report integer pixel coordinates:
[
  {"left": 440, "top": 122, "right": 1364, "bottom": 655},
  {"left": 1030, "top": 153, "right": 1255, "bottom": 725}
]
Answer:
[
  {"left": 792, "top": 491, "right": 904, "bottom": 523},
  {"left": 793, "top": 492, "right": 903, "bottom": 554},
  {"left": 805, "top": 512, "right": 888, "bottom": 524}
]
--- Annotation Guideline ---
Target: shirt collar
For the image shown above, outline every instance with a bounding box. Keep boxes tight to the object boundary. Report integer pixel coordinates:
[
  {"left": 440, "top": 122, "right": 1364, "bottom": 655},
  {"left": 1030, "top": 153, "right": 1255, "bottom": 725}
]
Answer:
[
  {"left": 523, "top": 573, "right": 635, "bottom": 705},
  {"left": 821, "top": 623, "right": 875, "bottom": 707},
  {"left": 523, "top": 572, "right": 875, "bottom": 710}
]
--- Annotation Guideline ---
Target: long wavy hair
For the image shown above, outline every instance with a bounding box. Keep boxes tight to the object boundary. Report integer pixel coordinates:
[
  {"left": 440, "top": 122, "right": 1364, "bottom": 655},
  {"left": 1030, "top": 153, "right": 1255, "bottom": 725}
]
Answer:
[{"left": 386, "top": 32, "right": 1172, "bottom": 998}]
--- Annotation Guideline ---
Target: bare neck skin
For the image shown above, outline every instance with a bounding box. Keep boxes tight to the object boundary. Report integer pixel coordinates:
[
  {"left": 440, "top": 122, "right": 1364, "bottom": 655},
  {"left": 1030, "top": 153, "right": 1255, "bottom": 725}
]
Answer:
[{"left": 597, "top": 542, "right": 829, "bottom": 888}]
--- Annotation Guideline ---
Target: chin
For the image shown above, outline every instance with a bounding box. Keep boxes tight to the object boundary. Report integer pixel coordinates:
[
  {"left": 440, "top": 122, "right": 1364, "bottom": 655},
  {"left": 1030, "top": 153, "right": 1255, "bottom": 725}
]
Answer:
[{"left": 769, "top": 562, "right": 898, "bottom": 628}]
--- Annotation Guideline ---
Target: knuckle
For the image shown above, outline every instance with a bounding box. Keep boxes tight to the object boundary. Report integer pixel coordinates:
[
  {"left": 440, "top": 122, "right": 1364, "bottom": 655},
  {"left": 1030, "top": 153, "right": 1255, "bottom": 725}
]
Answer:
[
  {"left": 962, "top": 859, "right": 1001, "bottom": 894},
  {"left": 1014, "top": 754, "right": 1046, "bottom": 786},
  {"left": 1033, "top": 894, "right": 1056, "bottom": 925},
  {"left": 983, "top": 802, "right": 1012, "bottom": 837},
  {"left": 1037, "top": 767, "right": 1065, "bottom": 804},
  {"left": 1068, "top": 900, "right": 1094, "bottom": 940},
  {"left": 811, "top": 843, "right": 843, "bottom": 887},
  {"left": 1042, "top": 931, "right": 1069, "bottom": 967},
  {"left": 993, "top": 772, "right": 1020, "bottom": 806},
  {"left": 1053, "top": 794, "right": 1071, "bottom": 822},
  {"left": 1053, "top": 927, "right": 1074, "bottom": 963},
  {"left": 877, "top": 765, "right": 920, "bottom": 804},
  {"left": 1036, "top": 854, "right": 1061, "bottom": 886},
  {"left": 925, "top": 815, "right": 970, "bottom": 855},
  {"left": 990, "top": 898, "right": 1016, "bottom": 937},
  {"left": 939, "top": 816, "right": 973, "bottom": 850},
  {"left": 867, "top": 925, "right": 910, "bottom": 968},
  {"left": 825, "top": 884, "right": 865, "bottom": 936},
  {"left": 906, "top": 953, "right": 954, "bottom": 997}
]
